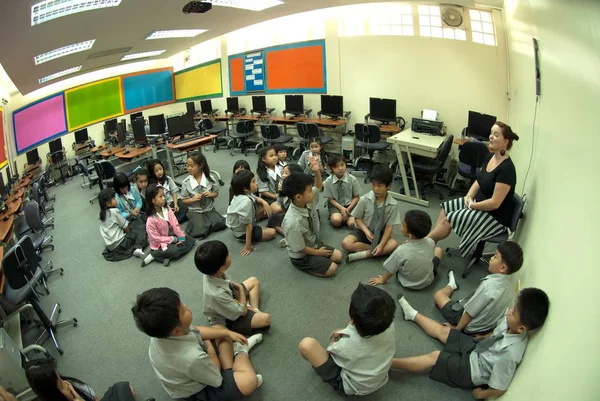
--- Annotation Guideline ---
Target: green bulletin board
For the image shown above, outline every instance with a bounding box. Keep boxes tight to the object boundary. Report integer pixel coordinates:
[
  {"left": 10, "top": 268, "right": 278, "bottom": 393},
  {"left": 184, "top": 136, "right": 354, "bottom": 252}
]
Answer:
[{"left": 65, "top": 77, "right": 124, "bottom": 131}]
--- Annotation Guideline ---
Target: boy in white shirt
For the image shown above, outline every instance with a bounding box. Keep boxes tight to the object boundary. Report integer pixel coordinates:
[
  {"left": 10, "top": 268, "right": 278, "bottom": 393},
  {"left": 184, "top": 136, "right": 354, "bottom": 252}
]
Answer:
[{"left": 322, "top": 154, "right": 362, "bottom": 229}]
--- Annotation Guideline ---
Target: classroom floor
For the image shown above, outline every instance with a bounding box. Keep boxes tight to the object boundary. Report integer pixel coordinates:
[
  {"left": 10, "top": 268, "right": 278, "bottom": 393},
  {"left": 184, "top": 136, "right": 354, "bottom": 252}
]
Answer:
[{"left": 27, "top": 150, "right": 487, "bottom": 401}]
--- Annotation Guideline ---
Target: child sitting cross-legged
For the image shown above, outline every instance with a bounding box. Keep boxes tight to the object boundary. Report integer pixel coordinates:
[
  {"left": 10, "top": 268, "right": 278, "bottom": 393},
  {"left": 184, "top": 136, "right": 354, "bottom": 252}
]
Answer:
[
  {"left": 392, "top": 287, "right": 550, "bottom": 400},
  {"left": 195, "top": 241, "right": 271, "bottom": 336},
  {"left": 369, "top": 210, "right": 443, "bottom": 289},
  {"left": 298, "top": 284, "right": 396, "bottom": 396},
  {"left": 131, "top": 287, "right": 264, "bottom": 401},
  {"left": 322, "top": 154, "right": 362, "bottom": 229}
]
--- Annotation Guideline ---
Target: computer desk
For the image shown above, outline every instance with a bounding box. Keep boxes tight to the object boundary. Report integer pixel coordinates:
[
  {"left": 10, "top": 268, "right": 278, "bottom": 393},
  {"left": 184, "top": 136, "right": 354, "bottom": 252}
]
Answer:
[
  {"left": 100, "top": 146, "right": 125, "bottom": 159},
  {"left": 115, "top": 146, "right": 152, "bottom": 161},
  {"left": 164, "top": 135, "right": 217, "bottom": 179},
  {"left": 12, "top": 177, "right": 30, "bottom": 192},
  {"left": 387, "top": 129, "right": 445, "bottom": 207}
]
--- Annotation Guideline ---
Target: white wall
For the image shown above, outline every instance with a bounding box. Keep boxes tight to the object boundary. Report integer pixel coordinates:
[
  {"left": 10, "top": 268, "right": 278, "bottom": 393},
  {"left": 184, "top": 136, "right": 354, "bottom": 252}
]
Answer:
[{"left": 502, "top": 0, "right": 600, "bottom": 400}]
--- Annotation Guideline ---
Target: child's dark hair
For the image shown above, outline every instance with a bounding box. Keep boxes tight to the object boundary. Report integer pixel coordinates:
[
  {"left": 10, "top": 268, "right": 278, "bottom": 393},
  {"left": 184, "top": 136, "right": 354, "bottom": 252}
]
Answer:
[
  {"left": 349, "top": 283, "right": 396, "bottom": 337},
  {"left": 497, "top": 241, "right": 524, "bottom": 274},
  {"left": 231, "top": 170, "right": 254, "bottom": 196},
  {"left": 327, "top": 153, "right": 346, "bottom": 169},
  {"left": 232, "top": 159, "right": 251, "bottom": 174},
  {"left": 188, "top": 152, "right": 214, "bottom": 183},
  {"left": 257, "top": 146, "right": 276, "bottom": 183},
  {"left": 516, "top": 287, "right": 549, "bottom": 331},
  {"left": 131, "top": 287, "right": 182, "bottom": 338},
  {"left": 25, "top": 359, "right": 94, "bottom": 401},
  {"left": 148, "top": 159, "right": 167, "bottom": 185},
  {"left": 370, "top": 164, "right": 393, "bottom": 186},
  {"left": 145, "top": 184, "right": 163, "bottom": 215},
  {"left": 113, "top": 172, "right": 131, "bottom": 192},
  {"left": 404, "top": 210, "right": 432, "bottom": 239},
  {"left": 98, "top": 188, "right": 116, "bottom": 222},
  {"left": 308, "top": 137, "right": 327, "bottom": 167},
  {"left": 282, "top": 172, "right": 313, "bottom": 200},
  {"left": 279, "top": 163, "right": 303, "bottom": 196},
  {"left": 274, "top": 144, "right": 288, "bottom": 155},
  {"left": 135, "top": 167, "right": 149, "bottom": 180},
  {"left": 194, "top": 240, "right": 229, "bottom": 275}
]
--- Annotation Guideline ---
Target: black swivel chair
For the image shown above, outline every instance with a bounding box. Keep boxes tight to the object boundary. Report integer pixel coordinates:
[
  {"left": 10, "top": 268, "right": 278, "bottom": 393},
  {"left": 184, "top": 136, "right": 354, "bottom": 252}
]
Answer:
[
  {"left": 228, "top": 120, "right": 255, "bottom": 156},
  {"left": 93, "top": 160, "right": 117, "bottom": 191},
  {"left": 2, "top": 238, "right": 77, "bottom": 354},
  {"left": 294, "top": 122, "right": 333, "bottom": 159},
  {"left": 47, "top": 150, "right": 69, "bottom": 186},
  {"left": 260, "top": 125, "right": 293, "bottom": 149},
  {"left": 24, "top": 202, "right": 54, "bottom": 253},
  {"left": 38, "top": 171, "right": 56, "bottom": 203},
  {"left": 353, "top": 123, "right": 390, "bottom": 183},
  {"left": 75, "top": 158, "right": 100, "bottom": 204},
  {"left": 410, "top": 135, "right": 454, "bottom": 200},
  {"left": 446, "top": 194, "right": 525, "bottom": 277},
  {"left": 448, "top": 141, "right": 490, "bottom": 196},
  {"left": 197, "top": 118, "right": 229, "bottom": 152},
  {"left": 32, "top": 183, "right": 54, "bottom": 228}
]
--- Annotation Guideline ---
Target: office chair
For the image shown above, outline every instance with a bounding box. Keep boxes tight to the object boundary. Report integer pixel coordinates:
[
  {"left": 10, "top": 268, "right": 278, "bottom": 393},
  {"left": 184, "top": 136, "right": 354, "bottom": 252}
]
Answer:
[
  {"left": 448, "top": 141, "right": 490, "bottom": 196},
  {"left": 2, "top": 240, "right": 77, "bottom": 355},
  {"left": 47, "top": 150, "right": 69, "bottom": 186},
  {"left": 259, "top": 124, "right": 293, "bottom": 149},
  {"left": 32, "top": 183, "right": 54, "bottom": 226},
  {"left": 197, "top": 118, "right": 229, "bottom": 152},
  {"left": 39, "top": 172, "right": 56, "bottom": 203},
  {"left": 75, "top": 158, "right": 98, "bottom": 189},
  {"left": 353, "top": 123, "right": 390, "bottom": 183},
  {"left": 228, "top": 120, "right": 255, "bottom": 157},
  {"left": 93, "top": 160, "right": 117, "bottom": 191},
  {"left": 409, "top": 135, "right": 454, "bottom": 200},
  {"left": 294, "top": 122, "right": 333, "bottom": 159},
  {"left": 446, "top": 194, "right": 525, "bottom": 278},
  {"left": 24, "top": 202, "right": 54, "bottom": 253}
]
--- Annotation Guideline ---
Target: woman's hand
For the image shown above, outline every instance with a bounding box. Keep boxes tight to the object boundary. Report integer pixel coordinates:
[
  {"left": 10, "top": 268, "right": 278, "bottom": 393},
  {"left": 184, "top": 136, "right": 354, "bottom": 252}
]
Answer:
[{"left": 464, "top": 196, "right": 473, "bottom": 208}]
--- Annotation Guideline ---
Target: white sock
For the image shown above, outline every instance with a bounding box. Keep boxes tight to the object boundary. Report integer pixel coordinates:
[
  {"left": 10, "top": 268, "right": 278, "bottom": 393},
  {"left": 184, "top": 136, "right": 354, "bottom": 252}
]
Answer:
[
  {"left": 133, "top": 248, "right": 145, "bottom": 258},
  {"left": 143, "top": 254, "right": 155, "bottom": 265},
  {"left": 447, "top": 271, "right": 458, "bottom": 291},
  {"left": 256, "top": 374, "right": 264, "bottom": 389},
  {"left": 233, "top": 333, "right": 263, "bottom": 355},
  {"left": 348, "top": 251, "right": 368, "bottom": 262},
  {"left": 398, "top": 296, "right": 418, "bottom": 321}
]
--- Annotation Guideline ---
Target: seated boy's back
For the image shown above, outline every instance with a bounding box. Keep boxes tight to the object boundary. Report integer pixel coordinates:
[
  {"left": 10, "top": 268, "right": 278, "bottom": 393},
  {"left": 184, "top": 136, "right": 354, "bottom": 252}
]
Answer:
[
  {"left": 461, "top": 273, "right": 514, "bottom": 333},
  {"left": 384, "top": 238, "right": 436, "bottom": 289}
]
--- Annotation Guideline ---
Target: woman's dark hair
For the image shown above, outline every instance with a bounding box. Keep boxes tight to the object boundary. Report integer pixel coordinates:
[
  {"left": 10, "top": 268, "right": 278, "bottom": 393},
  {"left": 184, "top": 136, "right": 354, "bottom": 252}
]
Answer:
[
  {"left": 232, "top": 160, "right": 251, "bottom": 174},
  {"left": 308, "top": 137, "right": 327, "bottom": 167},
  {"left": 257, "top": 146, "right": 276, "bottom": 183},
  {"left": 145, "top": 184, "right": 164, "bottom": 215},
  {"left": 113, "top": 173, "right": 130, "bottom": 192},
  {"left": 188, "top": 152, "right": 214, "bottom": 183},
  {"left": 231, "top": 170, "right": 255, "bottom": 196},
  {"left": 98, "top": 188, "right": 116, "bottom": 222},
  {"left": 147, "top": 159, "right": 167, "bottom": 185},
  {"left": 495, "top": 121, "right": 520, "bottom": 150},
  {"left": 25, "top": 358, "right": 94, "bottom": 401}
]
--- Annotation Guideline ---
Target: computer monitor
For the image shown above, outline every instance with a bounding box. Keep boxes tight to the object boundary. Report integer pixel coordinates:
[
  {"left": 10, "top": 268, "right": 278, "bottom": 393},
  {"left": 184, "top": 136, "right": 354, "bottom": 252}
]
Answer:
[
  {"left": 186, "top": 102, "right": 196, "bottom": 115},
  {"left": 49, "top": 138, "right": 62, "bottom": 154},
  {"left": 74, "top": 128, "right": 88, "bottom": 144},
  {"left": 180, "top": 114, "right": 196, "bottom": 135},
  {"left": 467, "top": 111, "right": 496, "bottom": 140},
  {"left": 285, "top": 95, "right": 303, "bottom": 115},
  {"left": 369, "top": 97, "right": 396, "bottom": 123},
  {"left": 167, "top": 114, "right": 196, "bottom": 138},
  {"left": 321, "top": 95, "right": 343, "bottom": 118},
  {"left": 149, "top": 114, "right": 166, "bottom": 135},
  {"left": 116, "top": 122, "right": 127, "bottom": 143},
  {"left": 200, "top": 100, "right": 212, "bottom": 114},
  {"left": 252, "top": 96, "right": 267, "bottom": 113},
  {"left": 130, "top": 112, "right": 143, "bottom": 125},
  {"left": 226, "top": 97, "right": 239, "bottom": 113},
  {"left": 132, "top": 118, "right": 147, "bottom": 144},
  {"left": 105, "top": 118, "right": 118, "bottom": 133},
  {"left": 26, "top": 148, "right": 40, "bottom": 165}
]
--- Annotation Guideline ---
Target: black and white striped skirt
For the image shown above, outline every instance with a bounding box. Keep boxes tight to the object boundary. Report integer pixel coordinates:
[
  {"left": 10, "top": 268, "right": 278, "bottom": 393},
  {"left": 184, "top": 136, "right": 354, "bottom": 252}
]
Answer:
[{"left": 442, "top": 197, "right": 507, "bottom": 258}]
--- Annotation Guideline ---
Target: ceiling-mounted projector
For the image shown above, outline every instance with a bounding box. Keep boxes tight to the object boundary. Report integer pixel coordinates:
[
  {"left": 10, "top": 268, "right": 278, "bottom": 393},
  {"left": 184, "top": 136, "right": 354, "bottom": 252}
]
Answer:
[{"left": 182, "top": 1, "right": 212, "bottom": 14}]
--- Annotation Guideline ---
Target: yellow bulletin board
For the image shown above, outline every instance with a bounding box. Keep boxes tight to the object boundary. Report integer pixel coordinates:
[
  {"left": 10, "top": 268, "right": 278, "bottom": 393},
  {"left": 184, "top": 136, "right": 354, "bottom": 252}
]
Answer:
[{"left": 174, "top": 59, "right": 223, "bottom": 101}]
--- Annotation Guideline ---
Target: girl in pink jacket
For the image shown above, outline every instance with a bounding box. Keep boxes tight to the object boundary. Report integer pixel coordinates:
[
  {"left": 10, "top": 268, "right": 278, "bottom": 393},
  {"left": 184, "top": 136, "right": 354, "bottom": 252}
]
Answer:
[{"left": 142, "top": 184, "right": 196, "bottom": 267}]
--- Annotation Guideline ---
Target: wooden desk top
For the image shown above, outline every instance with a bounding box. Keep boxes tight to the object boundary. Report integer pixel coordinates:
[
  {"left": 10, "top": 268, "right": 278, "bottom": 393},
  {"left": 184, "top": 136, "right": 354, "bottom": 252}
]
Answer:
[
  {"left": 378, "top": 124, "right": 402, "bottom": 134},
  {"left": 91, "top": 144, "right": 107, "bottom": 153},
  {"left": 0, "top": 195, "right": 21, "bottom": 221},
  {"left": 272, "top": 116, "right": 307, "bottom": 124},
  {"left": 8, "top": 188, "right": 24, "bottom": 202},
  {"left": 115, "top": 147, "right": 152, "bottom": 160},
  {"left": 305, "top": 118, "right": 346, "bottom": 127},
  {"left": 100, "top": 146, "right": 125, "bottom": 158},
  {"left": 13, "top": 178, "right": 30, "bottom": 191},
  {"left": 214, "top": 116, "right": 230, "bottom": 121},
  {"left": 167, "top": 135, "right": 216, "bottom": 151},
  {"left": 25, "top": 162, "right": 42, "bottom": 174}
]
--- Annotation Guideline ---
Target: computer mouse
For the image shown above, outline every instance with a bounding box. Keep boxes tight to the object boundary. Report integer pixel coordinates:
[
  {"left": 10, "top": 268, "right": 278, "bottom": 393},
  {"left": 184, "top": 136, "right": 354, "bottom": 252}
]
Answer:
[
  {"left": 107, "top": 150, "right": 112, "bottom": 154},
  {"left": 123, "top": 150, "right": 130, "bottom": 154}
]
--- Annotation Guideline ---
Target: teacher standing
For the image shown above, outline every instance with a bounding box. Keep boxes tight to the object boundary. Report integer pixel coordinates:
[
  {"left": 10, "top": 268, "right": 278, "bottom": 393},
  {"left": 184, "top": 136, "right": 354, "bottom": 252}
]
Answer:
[{"left": 428, "top": 121, "right": 519, "bottom": 257}]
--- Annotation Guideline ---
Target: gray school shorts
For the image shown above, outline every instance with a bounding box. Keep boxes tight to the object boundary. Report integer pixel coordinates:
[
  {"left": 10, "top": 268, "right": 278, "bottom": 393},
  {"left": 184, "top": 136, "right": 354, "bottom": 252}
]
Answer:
[
  {"left": 290, "top": 244, "right": 335, "bottom": 276},
  {"left": 314, "top": 355, "right": 345, "bottom": 395},
  {"left": 430, "top": 329, "right": 476, "bottom": 389}
]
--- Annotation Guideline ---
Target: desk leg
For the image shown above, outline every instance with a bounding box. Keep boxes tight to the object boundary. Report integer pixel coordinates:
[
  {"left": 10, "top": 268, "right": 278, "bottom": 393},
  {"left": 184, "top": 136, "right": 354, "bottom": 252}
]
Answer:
[
  {"left": 388, "top": 142, "right": 429, "bottom": 207},
  {"left": 165, "top": 147, "right": 175, "bottom": 179}
]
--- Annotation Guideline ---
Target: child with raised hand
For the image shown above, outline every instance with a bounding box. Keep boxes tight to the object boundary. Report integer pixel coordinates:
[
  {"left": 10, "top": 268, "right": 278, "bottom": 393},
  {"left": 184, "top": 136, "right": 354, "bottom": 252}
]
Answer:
[
  {"left": 276, "top": 163, "right": 303, "bottom": 213},
  {"left": 322, "top": 154, "right": 362, "bottom": 229},
  {"left": 342, "top": 165, "right": 400, "bottom": 263},
  {"left": 299, "top": 284, "right": 396, "bottom": 396},
  {"left": 180, "top": 152, "right": 226, "bottom": 239},
  {"left": 148, "top": 159, "right": 187, "bottom": 223},
  {"left": 299, "top": 137, "right": 327, "bottom": 177},
  {"left": 134, "top": 168, "right": 149, "bottom": 198},
  {"left": 369, "top": 210, "right": 443, "bottom": 289},
  {"left": 98, "top": 188, "right": 148, "bottom": 262},
  {"left": 113, "top": 172, "right": 145, "bottom": 225},
  {"left": 142, "top": 184, "right": 196, "bottom": 267},
  {"left": 227, "top": 170, "right": 277, "bottom": 256},
  {"left": 131, "top": 287, "right": 264, "bottom": 401},
  {"left": 196, "top": 240, "right": 271, "bottom": 336},
  {"left": 229, "top": 160, "right": 252, "bottom": 204},
  {"left": 274, "top": 144, "right": 288, "bottom": 168},
  {"left": 256, "top": 146, "right": 284, "bottom": 214}
]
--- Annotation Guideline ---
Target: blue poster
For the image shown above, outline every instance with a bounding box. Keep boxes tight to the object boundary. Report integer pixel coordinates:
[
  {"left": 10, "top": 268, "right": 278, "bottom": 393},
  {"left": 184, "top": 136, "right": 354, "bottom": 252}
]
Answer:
[{"left": 244, "top": 51, "right": 265, "bottom": 92}]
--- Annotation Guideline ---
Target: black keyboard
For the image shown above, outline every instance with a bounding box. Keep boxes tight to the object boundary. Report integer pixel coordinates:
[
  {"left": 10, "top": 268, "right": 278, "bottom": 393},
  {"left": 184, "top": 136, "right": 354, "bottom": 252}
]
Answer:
[{"left": 173, "top": 135, "right": 202, "bottom": 145}]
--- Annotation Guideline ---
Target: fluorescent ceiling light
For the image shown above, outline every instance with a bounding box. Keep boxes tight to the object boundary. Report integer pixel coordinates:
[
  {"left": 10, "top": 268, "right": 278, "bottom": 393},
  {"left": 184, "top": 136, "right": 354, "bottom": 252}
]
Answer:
[
  {"left": 205, "top": 0, "right": 284, "bottom": 12},
  {"left": 35, "top": 39, "right": 96, "bottom": 65},
  {"left": 121, "top": 50, "right": 166, "bottom": 61},
  {"left": 147, "top": 29, "right": 208, "bottom": 40},
  {"left": 39, "top": 66, "right": 82, "bottom": 83},
  {"left": 32, "top": 0, "right": 123, "bottom": 26}
]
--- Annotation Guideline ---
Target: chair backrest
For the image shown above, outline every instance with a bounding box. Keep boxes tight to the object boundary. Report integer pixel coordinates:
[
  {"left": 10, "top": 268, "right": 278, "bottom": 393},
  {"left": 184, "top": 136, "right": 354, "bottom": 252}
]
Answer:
[
  {"left": 436, "top": 135, "right": 454, "bottom": 163},
  {"left": 98, "top": 160, "right": 116, "bottom": 181},
  {"left": 24, "top": 201, "right": 44, "bottom": 232},
  {"left": 354, "top": 123, "right": 381, "bottom": 143},
  {"left": 236, "top": 120, "right": 254, "bottom": 134},
  {"left": 2, "top": 236, "right": 37, "bottom": 290},
  {"left": 32, "top": 183, "right": 40, "bottom": 204},
  {"left": 458, "top": 141, "right": 489, "bottom": 174},
  {"left": 296, "top": 122, "right": 320, "bottom": 140},
  {"left": 507, "top": 193, "right": 524, "bottom": 232},
  {"left": 76, "top": 159, "right": 90, "bottom": 177},
  {"left": 260, "top": 124, "right": 282, "bottom": 140}
]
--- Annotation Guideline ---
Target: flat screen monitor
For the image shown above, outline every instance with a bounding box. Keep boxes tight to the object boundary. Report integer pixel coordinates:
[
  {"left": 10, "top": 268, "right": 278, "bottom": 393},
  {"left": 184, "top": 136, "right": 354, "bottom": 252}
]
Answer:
[
  {"left": 226, "top": 97, "right": 239, "bottom": 113},
  {"left": 285, "top": 95, "right": 303, "bottom": 115},
  {"left": 105, "top": 118, "right": 118, "bottom": 133},
  {"left": 74, "top": 128, "right": 88, "bottom": 144},
  {"left": 130, "top": 112, "right": 143, "bottom": 125},
  {"left": 369, "top": 97, "right": 396, "bottom": 123},
  {"left": 186, "top": 102, "right": 196, "bottom": 115},
  {"left": 26, "top": 148, "right": 40, "bottom": 165},
  {"left": 252, "top": 96, "right": 266, "bottom": 113},
  {"left": 49, "top": 138, "right": 62, "bottom": 154},
  {"left": 167, "top": 115, "right": 196, "bottom": 138},
  {"left": 200, "top": 100, "right": 212, "bottom": 114},
  {"left": 132, "top": 118, "right": 147, "bottom": 144},
  {"left": 149, "top": 114, "right": 166, "bottom": 135},
  {"left": 468, "top": 111, "right": 496, "bottom": 140},
  {"left": 321, "top": 95, "right": 343, "bottom": 117},
  {"left": 116, "top": 122, "right": 127, "bottom": 143},
  {"left": 180, "top": 114, "right": 196, "bottom": 135}
]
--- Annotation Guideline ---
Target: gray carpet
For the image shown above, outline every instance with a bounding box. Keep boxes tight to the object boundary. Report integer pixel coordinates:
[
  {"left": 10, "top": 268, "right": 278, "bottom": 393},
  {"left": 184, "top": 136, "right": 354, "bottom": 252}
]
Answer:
[{"left": 28, "top": 149, "right": 486, "bottom": 401}]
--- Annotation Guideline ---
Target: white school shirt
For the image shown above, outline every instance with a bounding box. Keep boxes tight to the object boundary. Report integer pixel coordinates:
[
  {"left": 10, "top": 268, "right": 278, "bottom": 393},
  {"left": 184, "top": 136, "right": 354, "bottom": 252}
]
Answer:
[
  {"left": 281, "top": 187, "right": 320, "bottom": 259},
  {"left": 352, "top": 191, "right": 401, "bottom": 232},
  {"left": 257, "top": 167, "right": 281, "bottom": 195},
  {"left": 322, "top": 172, "right": 362, "bottom": 207},
  {"left": 158, "top": 175, "right": 179, "bottom": 205},
  {"left": 180, "top": 174, "right": 219, "bottom": 213},
  {"left": 226, "top": 194, "right": 256, "bottom": 238},
  {"left": 383, "top": 238, "right": 436, "bottom": 289},
  {"left": 99, "top": 208, "right": 128, "bottom": 250},
  {"left": 462, "top": 274, "right": 514, "bottom": 333}
]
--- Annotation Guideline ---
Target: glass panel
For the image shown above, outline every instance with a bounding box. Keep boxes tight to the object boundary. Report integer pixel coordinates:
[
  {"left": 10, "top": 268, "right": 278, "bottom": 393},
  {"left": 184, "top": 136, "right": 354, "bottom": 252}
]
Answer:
[
  {"left": 420, "top": 15, "right": 430, "bottom": 25},
  {"left": 420, "top": 26, "right": 431, "bottom": 36},
  {"left": 443, "top": 28, "right": 454, "bottom": 39},
  {"left": 481, "top": 11, "right": 492, "bottom": 22},
  {"left": 391, "top": 25, "right": 403, "bottom": 35},
  {"left": 397, "top": 4, "right": 412, "bottom": 14},
  {"left": 429, "top": 6, "right": 440, "bottom": 16},
  {"left": 418, "top": 5, "right": 429, "bottom": 15},
  {"left": 402, "top": 15, "right": 413, "bottom": 25},
  {"left": 431, "top": 27, "right": 443, "bottom": 37},
  {"left": 484, "top": 33, "right": 496, "bottom": 46},
  {"left": 469, "top": 9, "right": 480, "bottom": 20},
  {"left": 455, "top": 29, "right": 467, "bottom": 40},
  {"left": 430, "top": 16, "right": 442, "bottom": 26},
  {"left": 482, "top": 22, "right": 494, "bottom": 34},
  {"left": 471, "top": 20, "right": 483, "bottom": 32},
  {"left": 472, "top": 31, "right": 484, "bottom": 43}
]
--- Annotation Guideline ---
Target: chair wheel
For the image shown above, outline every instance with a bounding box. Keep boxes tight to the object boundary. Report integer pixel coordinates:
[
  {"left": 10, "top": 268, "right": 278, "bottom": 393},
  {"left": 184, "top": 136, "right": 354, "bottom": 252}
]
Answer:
[
  {"left": 213, "top": 149, "right": 217, "bottom": 153},
  {"left": 57, "top": 348, "right": 64, "bottom": 355},
  {"left": 58, "top": 309, "right": 62, "bottom": 314},
  {"left": 461, "top": 273, "right": 467, "bottom": 279},
  {"left": 230, "top": 152, "right": 234, "bottom": 156},
  {"left": 219, "top": 180, "right": 225, "bottom": 186}
]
